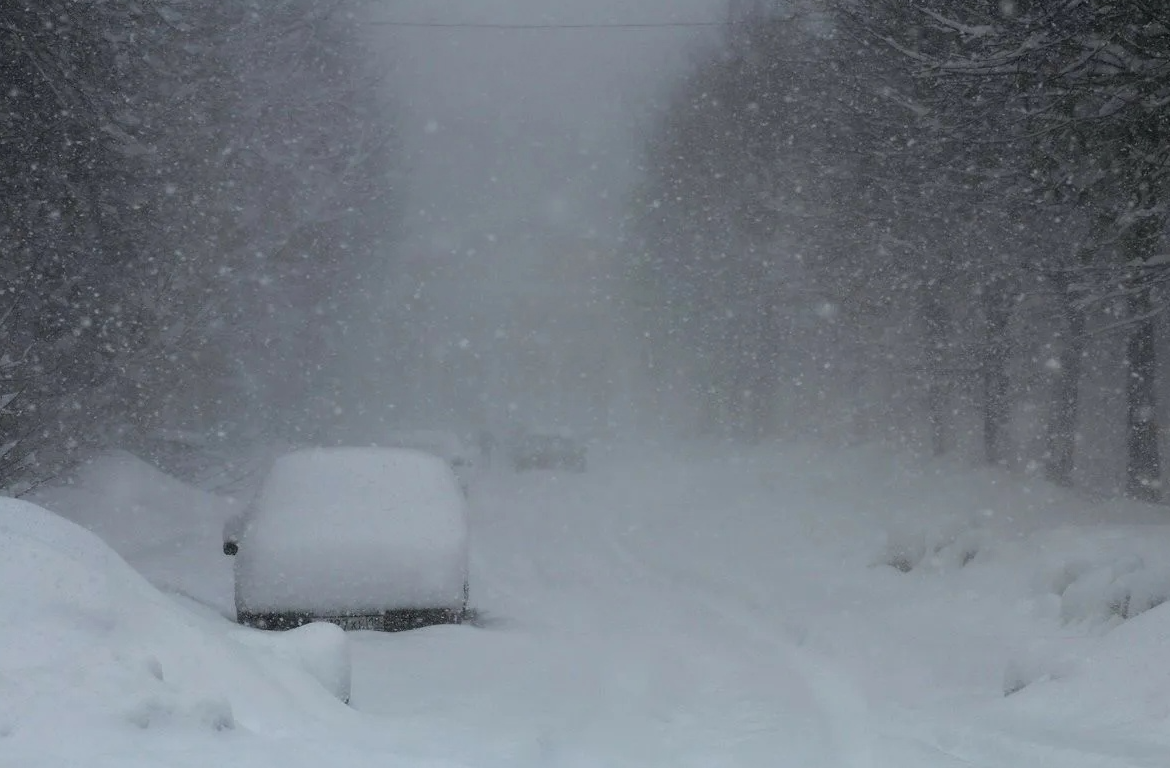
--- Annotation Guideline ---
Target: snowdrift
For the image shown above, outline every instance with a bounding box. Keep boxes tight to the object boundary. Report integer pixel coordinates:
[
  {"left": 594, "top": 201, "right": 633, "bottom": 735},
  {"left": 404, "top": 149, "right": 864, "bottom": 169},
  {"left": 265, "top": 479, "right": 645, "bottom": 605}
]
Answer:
[
  {"left": 0, "top": 498, "right": 361, "bottom": 768},
  {"left": 868, "top": 459, "right": 1170, "bottom": 627},
  {"left": 763, "top": 442, "right": 1170, "bottom": 755},
  {"left": 9, "top": 437, "right": 1170, "bottom": 767},
  {"left": 28, "top": 450, "right": 241, "bottom": 614},
  {"left": 538, "top": 440, "right": 1170, "bottom": 758}
]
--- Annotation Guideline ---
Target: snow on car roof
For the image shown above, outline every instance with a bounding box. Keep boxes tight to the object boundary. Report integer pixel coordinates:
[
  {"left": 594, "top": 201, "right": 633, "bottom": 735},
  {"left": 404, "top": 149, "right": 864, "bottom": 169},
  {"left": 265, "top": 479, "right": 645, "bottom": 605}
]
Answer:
[{"left": 253, "top": 447, "right": 466, "bottom": 536}]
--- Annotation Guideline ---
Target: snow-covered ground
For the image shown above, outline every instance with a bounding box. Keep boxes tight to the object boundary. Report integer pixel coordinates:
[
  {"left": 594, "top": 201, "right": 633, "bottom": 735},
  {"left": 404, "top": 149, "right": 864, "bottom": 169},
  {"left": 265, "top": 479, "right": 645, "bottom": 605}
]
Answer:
[
  {"left": 11, "top": 440, "right": 1170, "bottom": 766},
  {"left": 28, "top": 450, "right": 243, "bottom": 615},
  {"left": 0, "top": 498, "right": 364, "bottom": 768}
]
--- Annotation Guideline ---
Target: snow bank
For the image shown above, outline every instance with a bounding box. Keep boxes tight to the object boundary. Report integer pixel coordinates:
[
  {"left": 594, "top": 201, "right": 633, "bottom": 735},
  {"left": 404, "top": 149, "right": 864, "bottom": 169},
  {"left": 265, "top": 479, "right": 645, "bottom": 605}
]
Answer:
[
  {"left": 0, "top": 498, "right": 372, "bottom": 767},
  {"left": 1000, "top": 602, "right": 1170, "bottom": 733},
  {"left": 770, "top": 443, "right": 1170, "bottom": 752},
  {"left": 28, "top": 450, "right": 241, "bottom": 613},
  {"left": 531, "top": 442, "right": 1170, "bottom": 749},
  {"left": 236, "top": 447, "right": 468, "bottom": 614},
  {"left": 851, "top": 448, "right": 1170, "bottom": 628}
]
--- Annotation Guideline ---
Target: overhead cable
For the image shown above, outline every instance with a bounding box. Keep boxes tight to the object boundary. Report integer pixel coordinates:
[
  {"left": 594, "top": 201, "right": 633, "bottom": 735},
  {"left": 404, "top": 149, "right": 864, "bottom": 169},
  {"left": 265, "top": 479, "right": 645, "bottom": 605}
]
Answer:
[{"left": 366, "top": 20, "right": 743, "bottom": 30}]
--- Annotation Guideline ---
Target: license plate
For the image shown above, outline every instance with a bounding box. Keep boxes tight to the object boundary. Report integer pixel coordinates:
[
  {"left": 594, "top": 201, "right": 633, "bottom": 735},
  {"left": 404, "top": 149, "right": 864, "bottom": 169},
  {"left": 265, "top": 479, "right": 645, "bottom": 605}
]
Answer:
[{"left": 328, "top": 614, "right": 383, "bottom": 631}]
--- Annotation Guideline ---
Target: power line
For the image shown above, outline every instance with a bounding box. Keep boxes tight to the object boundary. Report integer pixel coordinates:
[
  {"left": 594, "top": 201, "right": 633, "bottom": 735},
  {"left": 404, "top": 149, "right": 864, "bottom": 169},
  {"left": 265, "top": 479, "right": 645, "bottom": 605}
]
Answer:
[{"left": 367, "top": 20, "right": 740, "bottom": 30}]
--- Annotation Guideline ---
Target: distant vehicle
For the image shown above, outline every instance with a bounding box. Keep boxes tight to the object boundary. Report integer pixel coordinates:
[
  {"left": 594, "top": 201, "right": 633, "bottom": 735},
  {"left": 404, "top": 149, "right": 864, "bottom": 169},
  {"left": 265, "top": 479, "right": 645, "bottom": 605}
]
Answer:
[
  {"left": 224, "top": 447, "right": 470, "bottom": 632},
  {"left": 381, "top": 429, "right": 475, "bottom": 494},
  {"left": 475, "top": 428, "right": 498, "bottom": 468},
  {"left": 509, "top": 431, "right": 587, "bottom": 472}
]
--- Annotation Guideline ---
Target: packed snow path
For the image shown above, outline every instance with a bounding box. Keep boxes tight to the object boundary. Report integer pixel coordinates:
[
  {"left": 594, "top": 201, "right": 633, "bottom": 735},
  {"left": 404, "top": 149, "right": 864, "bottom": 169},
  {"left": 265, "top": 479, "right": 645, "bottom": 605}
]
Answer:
[
  {"left": 348, "top": 442, "right": 1169, "bottom": 768},
  {"left": 352, "top": 443, "right": 873, "bottom": 768}
]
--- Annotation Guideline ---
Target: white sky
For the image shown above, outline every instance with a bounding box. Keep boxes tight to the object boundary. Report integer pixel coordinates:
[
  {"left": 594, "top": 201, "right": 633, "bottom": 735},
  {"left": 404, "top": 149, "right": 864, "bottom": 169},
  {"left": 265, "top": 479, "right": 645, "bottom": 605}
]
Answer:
[
  {"left": 364, "top": 0, "right": 729, "bottom": 428},
  {"left": 374, "top": 0, "right": 727, "bottom": 256}
]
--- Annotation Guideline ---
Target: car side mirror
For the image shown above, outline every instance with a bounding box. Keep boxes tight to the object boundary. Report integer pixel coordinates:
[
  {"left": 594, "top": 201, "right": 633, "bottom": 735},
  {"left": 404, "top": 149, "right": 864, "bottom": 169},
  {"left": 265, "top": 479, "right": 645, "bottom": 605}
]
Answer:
[{"left": 223, "top": 509, "right": 247, "bottom": 556}]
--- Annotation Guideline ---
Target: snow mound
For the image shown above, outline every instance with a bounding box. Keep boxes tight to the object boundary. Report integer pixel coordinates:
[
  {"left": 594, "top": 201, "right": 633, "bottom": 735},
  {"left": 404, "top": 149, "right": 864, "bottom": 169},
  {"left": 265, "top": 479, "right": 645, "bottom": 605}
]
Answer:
[
  {"left": 865, "top": 456, "right": 1170, "bottom": 632},
  {"left": 27, "top": 449, "right": 240, "bottom": 613},
  {"left": 0, "top": 498, "right": 357, "bottom": 766},
  {"left": 985, "top": 603, "right": 1170, "bottom": 755},
  {"left": 883, "top": 517, "right": 1170, "bottom": 629},
  {"left": 1029, "top": 529, "right": 1170, "bottom": 626},
  {"left": 879, "top": 517, "right": 989, "bottom": 573},
  {"left": 231, "top": 622, "right": 352, "bottom": 703}
]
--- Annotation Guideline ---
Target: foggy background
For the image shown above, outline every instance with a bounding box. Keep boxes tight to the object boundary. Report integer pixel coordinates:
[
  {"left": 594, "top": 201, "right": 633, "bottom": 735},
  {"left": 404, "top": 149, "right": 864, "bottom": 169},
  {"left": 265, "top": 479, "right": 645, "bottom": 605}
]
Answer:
[
  {"left": 11, "top": 5, "right": 1170, "bottom": 764},
  {"left": 357, "top": 0, "right": 726, "bottom": 438},
  {"left": 6, "top": 0, "right": 1169, "bottom": 501}
]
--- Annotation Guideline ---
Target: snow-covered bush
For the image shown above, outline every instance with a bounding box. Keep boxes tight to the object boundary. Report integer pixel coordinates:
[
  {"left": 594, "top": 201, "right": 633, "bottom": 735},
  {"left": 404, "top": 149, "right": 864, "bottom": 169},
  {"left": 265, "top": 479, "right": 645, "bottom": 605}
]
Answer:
[
  {"left": 1047, "top": 554, "right": 1170, "bottom": 626},
  {"left": 878, "top": 515, "right": 989, "bottom": 574}
]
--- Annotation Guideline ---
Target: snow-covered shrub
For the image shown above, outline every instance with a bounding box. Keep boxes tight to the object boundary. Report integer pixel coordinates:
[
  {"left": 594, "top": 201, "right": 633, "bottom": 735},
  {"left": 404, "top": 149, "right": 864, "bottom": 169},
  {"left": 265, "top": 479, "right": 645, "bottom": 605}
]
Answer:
[
  {"left": 999, "top": 640, "right": 1084, "bottom": 697},
  {"left": 1054, "top": 556, "right": 1170, "bottom": 625},
  {"left": 1002, "top": 658, "right": 1058, "bottom": 697},
  {"left": 878, "top": 518, "right": 987, "bottom": 573}
]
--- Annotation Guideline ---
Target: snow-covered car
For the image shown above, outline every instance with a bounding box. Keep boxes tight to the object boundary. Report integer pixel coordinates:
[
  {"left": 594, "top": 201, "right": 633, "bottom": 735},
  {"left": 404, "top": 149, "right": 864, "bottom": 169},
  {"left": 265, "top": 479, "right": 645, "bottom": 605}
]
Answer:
[
  {"left": 225, "top": 447, "right": 470, "bottom": 632},
  {"left": 508, "top": 432, "right": 587, "bottom": 472},
  {"left": 382, "top": 429, "right": 475, "bottom": 494}
]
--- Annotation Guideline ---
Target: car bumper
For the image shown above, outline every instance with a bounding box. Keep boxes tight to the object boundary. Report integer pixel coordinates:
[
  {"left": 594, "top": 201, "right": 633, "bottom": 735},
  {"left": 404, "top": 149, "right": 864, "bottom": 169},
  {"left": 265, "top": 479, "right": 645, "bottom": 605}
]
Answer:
[{"left": 237, "top": 607, "right": 465, "bottom": 633}]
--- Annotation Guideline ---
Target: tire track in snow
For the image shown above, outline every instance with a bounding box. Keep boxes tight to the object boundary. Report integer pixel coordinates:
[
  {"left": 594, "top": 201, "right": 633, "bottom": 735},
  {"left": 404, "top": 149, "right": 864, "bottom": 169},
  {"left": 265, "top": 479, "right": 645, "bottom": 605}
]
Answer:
[
  {"left": 902, "top": 716, "right": 1170, "bottom": 768},
  {"left": 474, "top": 448, "right": 1169, "bottom": 768},
  {"left": 595, "top": 518, "right": 873, "bottom": 768},
  {"left": 470, "top": 449, "right": 879, "bottom": 768},
  {"left": 505, "top": 448, "right": 875, "bottom": 768}
]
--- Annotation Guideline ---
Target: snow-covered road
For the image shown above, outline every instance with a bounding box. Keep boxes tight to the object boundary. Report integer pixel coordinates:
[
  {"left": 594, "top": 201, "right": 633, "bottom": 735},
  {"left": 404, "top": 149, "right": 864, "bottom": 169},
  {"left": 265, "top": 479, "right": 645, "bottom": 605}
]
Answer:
[
  {"left": 17, "top": 440, "right": 1170, "bottom": 767},
  {"left": 352, "top": 444, "right": 877, "bottom": 767},
  {"left": 343, "top": 442, "right": 1169, "bottom": 768}
]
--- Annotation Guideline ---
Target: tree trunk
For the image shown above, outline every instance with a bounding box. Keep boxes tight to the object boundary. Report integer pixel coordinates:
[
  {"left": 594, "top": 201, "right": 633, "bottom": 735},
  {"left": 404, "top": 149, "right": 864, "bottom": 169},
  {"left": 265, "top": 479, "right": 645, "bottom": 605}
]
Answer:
[
  {"left": 1124, "top": 288, "right": 1161, "bottom": 502},
  {"left": 920, "top": 283, "right": 951, "bottom": 457},
  {"left": 747, "top": 298, "right": 780, "bottom": 444},
  {"left": 847, "top": 358, "right": 870, "bottom": 445},
  {"left": 981, "top": 282, "right": 1012, "bottom": 465},
  {"left": 1044, "top": 276, "right": 1085, "bottom": 487},
  {"left": 697, "top": 374, "right": 722, "bottom": 437}
]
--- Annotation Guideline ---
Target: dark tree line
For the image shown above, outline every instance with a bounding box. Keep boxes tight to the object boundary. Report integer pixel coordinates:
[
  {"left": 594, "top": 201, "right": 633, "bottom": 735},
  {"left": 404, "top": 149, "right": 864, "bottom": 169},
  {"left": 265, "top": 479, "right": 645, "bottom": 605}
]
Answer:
[
  {"left": 630, "top": 1, "right": 1170, "bottom": 501},
  {"left": 1, "top": 0, "right": 398, "bottom": 489}
]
